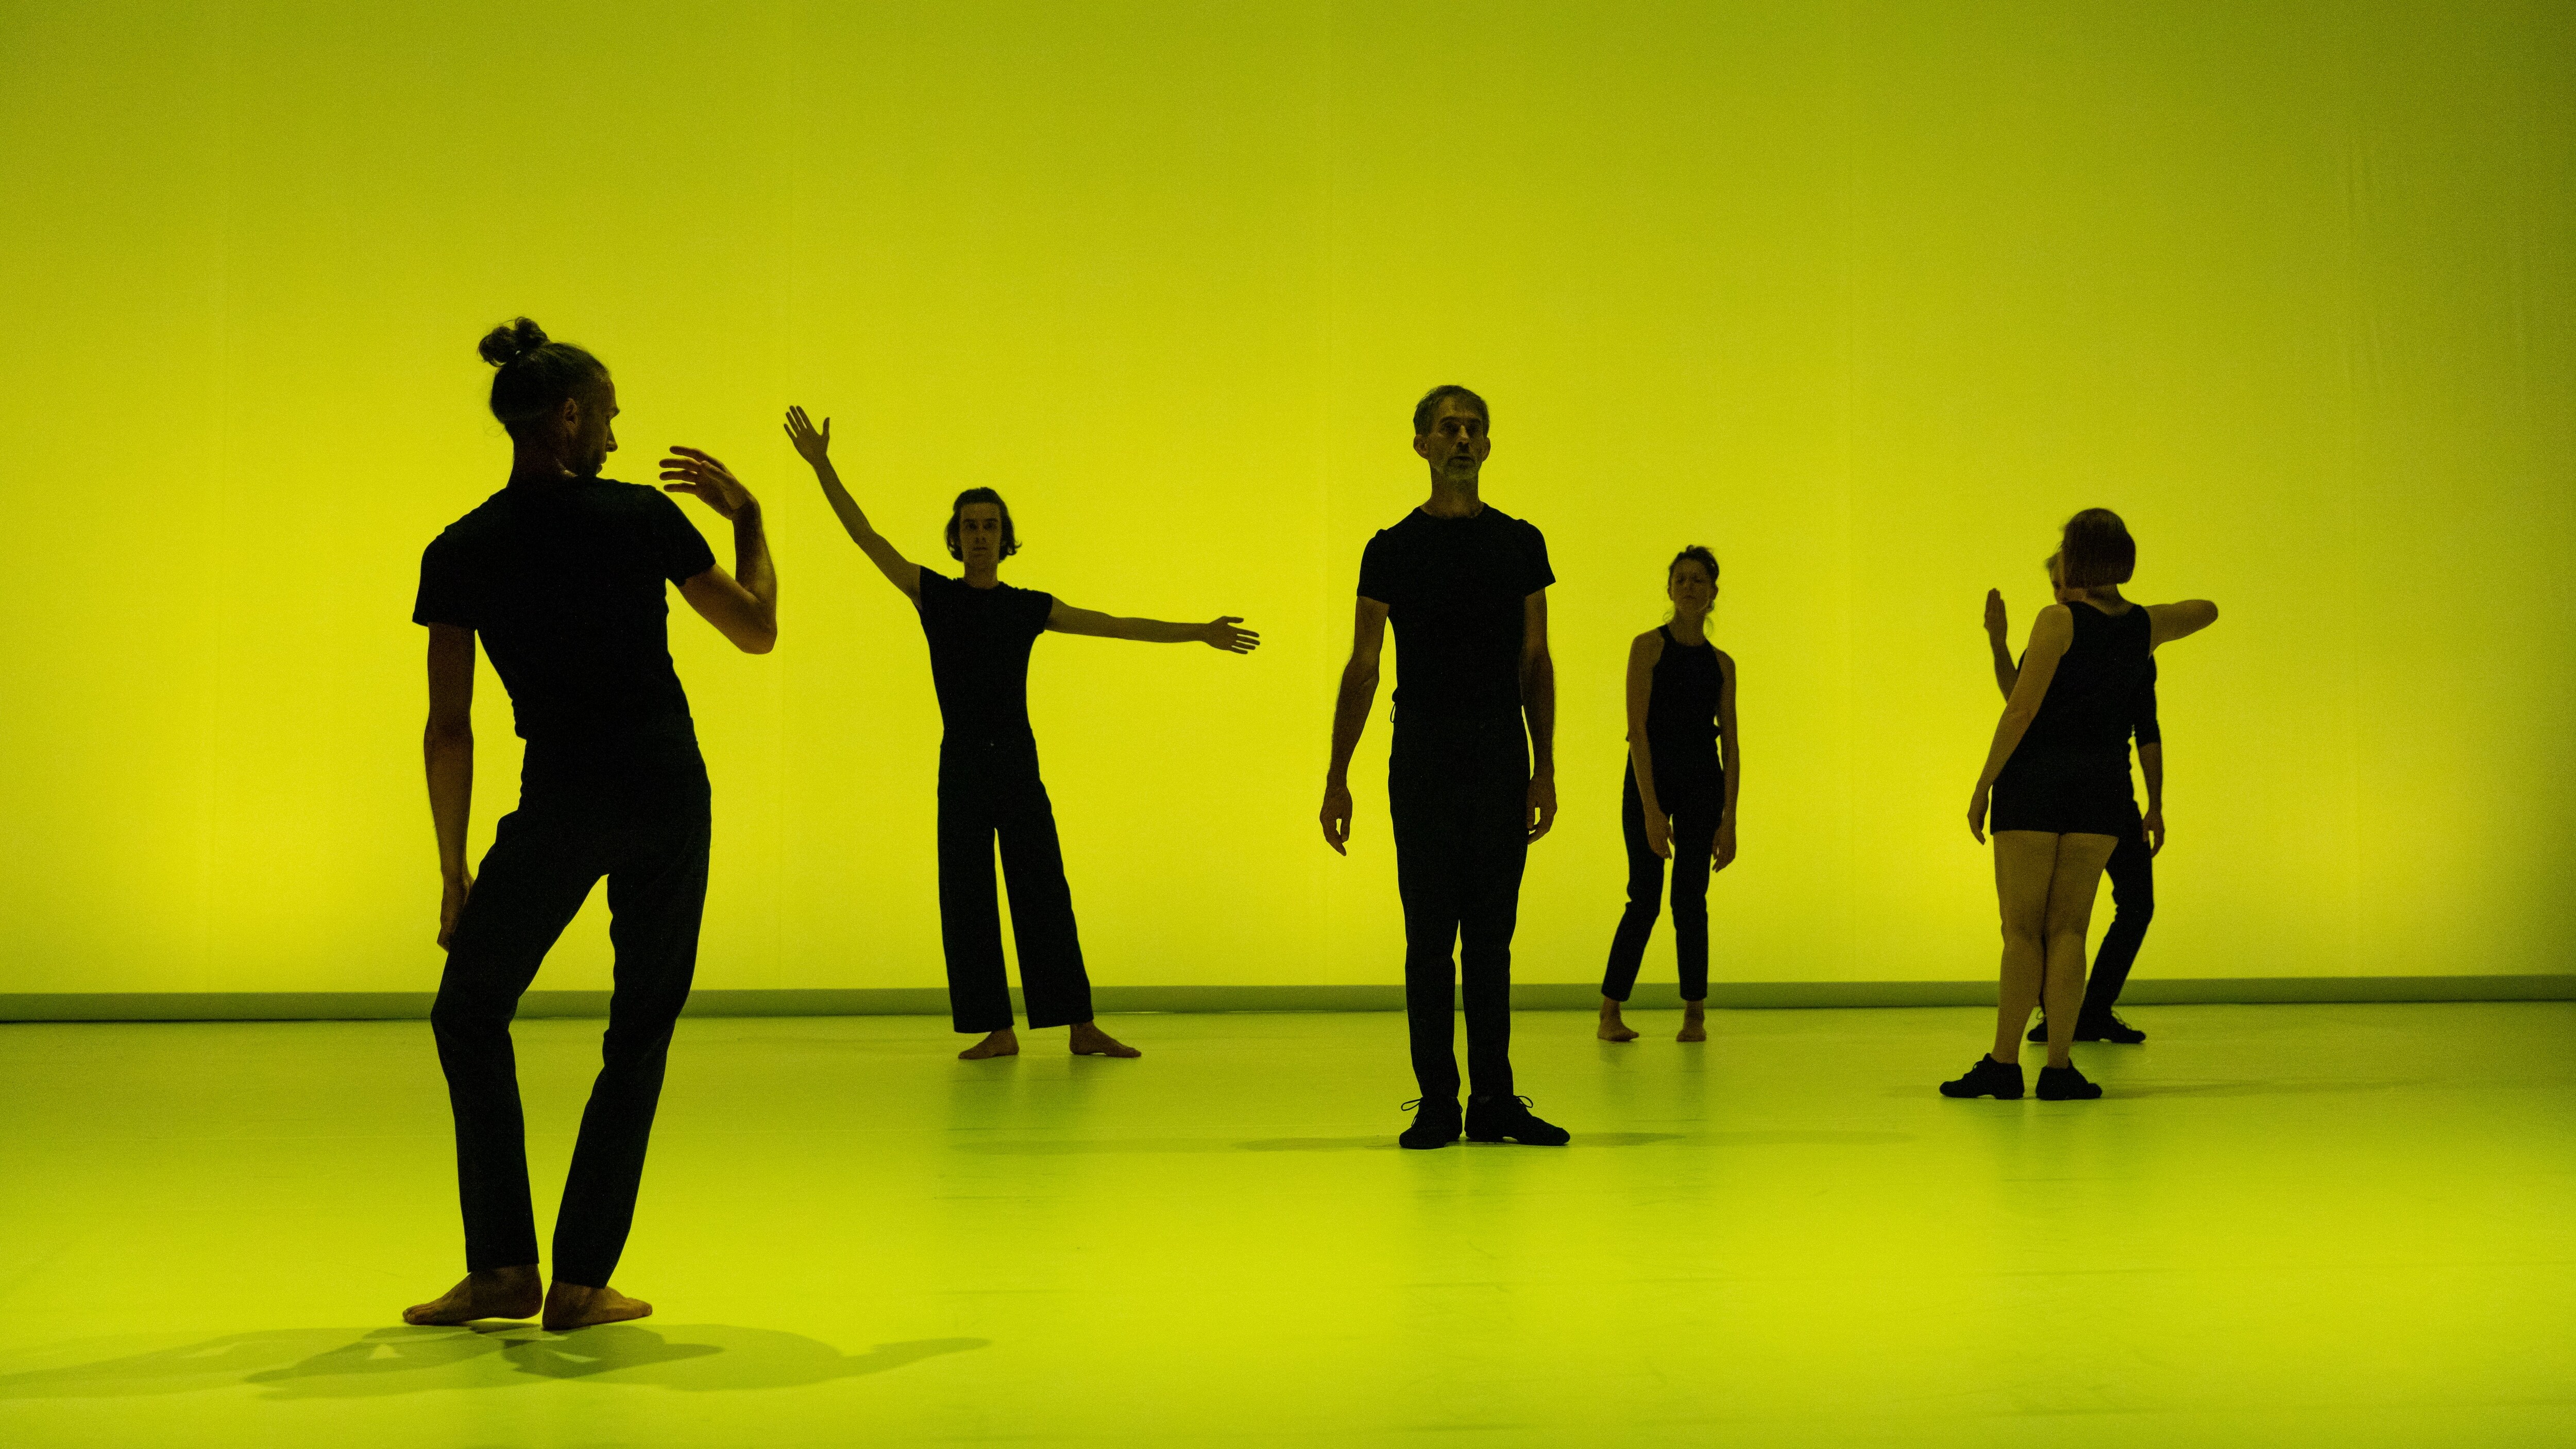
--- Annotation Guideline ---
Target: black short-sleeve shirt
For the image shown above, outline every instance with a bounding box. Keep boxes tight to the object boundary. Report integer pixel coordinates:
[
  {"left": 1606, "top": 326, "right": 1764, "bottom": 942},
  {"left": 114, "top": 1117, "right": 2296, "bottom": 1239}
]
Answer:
[
  {"left": 1358, "top": 505, "right": 1553, "bottom": 718},
  {"left": 916, "top": 567, "right": 1056, "bottom": 741},
  {"left": 412, "top": 478, "right": 716, "bottom": 745}
]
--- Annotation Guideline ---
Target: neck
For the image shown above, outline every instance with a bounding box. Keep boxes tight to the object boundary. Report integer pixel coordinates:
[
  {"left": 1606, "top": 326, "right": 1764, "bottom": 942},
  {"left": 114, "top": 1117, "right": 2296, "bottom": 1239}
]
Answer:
[
  {"left": 1668, "top": 611, "right": 1709, "bottom": 644},
  {"left": 963, "top": 562, "right": 1002, "bottom": 588},
  {"left": 2075, "top": 585, "right": 2127, "bottom": 608},
  {"left": 507, "top": 442, "right": 573, "bottom": 488},
  {"left": 1421, "top": 477, "right": 1483, "bottom": 518}
]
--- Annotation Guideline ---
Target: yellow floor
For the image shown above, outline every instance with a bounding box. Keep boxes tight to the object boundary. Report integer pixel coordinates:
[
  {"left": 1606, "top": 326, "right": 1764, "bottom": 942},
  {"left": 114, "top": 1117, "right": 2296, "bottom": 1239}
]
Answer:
[{"left": 0, "top": 1003, "right": 2569, "bottom": 1447}]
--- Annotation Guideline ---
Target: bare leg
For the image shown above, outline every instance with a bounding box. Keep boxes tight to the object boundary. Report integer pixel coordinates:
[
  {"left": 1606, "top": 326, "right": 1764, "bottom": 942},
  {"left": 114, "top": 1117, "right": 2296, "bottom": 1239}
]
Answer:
[
  {"left": 2041, "top": 834, "right": 2120, "bottom": 1069},
  {"left": 1597, "top": 995, "right": 1638, "bottom": 1042},
  {"left": 1991, "top": 832, "right": 2058, "bottom": 1062},
  {"left": 1069, "top": 1019, "right": 1141, "bottom": 1058},
  {"left": 959, "top": 1027, "right": 1019, "bottom": 1060},
  {"left": 543, "top": 1281, "right": 653, "bottom": 1331},
  {"left": 1676, "top": 1000, "right": 1706, "bottom": 1043},
  {"left": 403, "top": 1264, "right": 541, "bottom": 1325}
]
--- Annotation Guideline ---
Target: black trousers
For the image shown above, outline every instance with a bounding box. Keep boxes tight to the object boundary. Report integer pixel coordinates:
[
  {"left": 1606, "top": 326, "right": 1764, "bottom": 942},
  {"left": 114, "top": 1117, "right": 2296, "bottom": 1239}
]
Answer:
[
  {"left": 1388, "top": 711, "right": 1531, "bottom": 1100},
  {"left": 432, "top": 745, "right": 709, "bottom": 1289},
  {"left": 1600, "top": 760, "right": 1723, "bottom": 1002},
  {"left": 2080, "top": 820, "right": 2156, "bottom": 1017},
  {"left": 938, "top": 735, "right": 1093, "bottom": 1034}
]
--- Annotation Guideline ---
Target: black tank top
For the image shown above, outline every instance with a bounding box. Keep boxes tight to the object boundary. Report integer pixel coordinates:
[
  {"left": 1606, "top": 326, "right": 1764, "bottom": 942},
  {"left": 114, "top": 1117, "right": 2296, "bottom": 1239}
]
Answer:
[
  {"left": 2021, "top": 602, "right": 2153, "bottom": 756},
  {"left": 1646, "top": 624, "right": 1723, "bottom": 787}
]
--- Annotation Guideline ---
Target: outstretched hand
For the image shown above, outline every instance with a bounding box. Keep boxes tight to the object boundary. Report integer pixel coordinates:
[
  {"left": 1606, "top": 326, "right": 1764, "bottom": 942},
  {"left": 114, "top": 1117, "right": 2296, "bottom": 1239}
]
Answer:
[
  {"left": 1983, "top": 588, "right": 2007, "bottom": 641},
  {"left": 783, "top": 406, "right": 831, "bottom": 466},
  {"left": 660, "top": 447, "right": 758, "bottom": 520},
  {"left": 1201, "top": 617, "right": 1261, "bottom": 654},
  {"left": 1319, "top": 779, "right": 1354, "bottom": 855}
]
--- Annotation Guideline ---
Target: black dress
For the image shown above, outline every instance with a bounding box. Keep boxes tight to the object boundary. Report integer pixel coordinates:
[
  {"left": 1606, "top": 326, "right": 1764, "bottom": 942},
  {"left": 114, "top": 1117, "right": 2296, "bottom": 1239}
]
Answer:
[{"left": 1991, "top": 601, "right": 2151, "bottom": 837}]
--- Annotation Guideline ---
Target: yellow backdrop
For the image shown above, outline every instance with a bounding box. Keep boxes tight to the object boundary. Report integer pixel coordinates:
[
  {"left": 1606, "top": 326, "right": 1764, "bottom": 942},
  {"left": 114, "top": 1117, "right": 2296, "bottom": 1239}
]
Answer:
[{"left": 4, "top": 1, "right": 2569, "bottom": 995}]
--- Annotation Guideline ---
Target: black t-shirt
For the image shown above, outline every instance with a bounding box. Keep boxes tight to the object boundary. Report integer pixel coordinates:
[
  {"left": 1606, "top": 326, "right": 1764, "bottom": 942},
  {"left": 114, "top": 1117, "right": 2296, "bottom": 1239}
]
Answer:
[
  {"left": 916, "top": 567, "right": 1056, "bottom": 741},
  {"left": 1358, "top": 505, "right": 1553, "bottom": 718},
  {"left": 412, "top": 478, "right": 716, "bottom": 746}
]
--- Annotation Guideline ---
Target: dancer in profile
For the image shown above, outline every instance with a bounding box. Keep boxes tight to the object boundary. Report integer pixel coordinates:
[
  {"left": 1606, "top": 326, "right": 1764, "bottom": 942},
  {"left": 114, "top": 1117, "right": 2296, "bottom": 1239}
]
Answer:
[
  {"left": 785, "top": 406, "right": 1257, "bottom": 1061},
  {"left": 1950, "top": 509, "right": 2214, "bottom": 1101},
  {"left": 1985, "top": 557, "right": 2160, "bottom": 1045},
  {"left": 1321, "top": 385, "right": 1570, "bottom": 1149},
  {"left": 405, "top": 318, "right": 778, "bottom": 1330},
  {"left": 1598, "top": 546, "right": 1739, "bottom": 1044}
]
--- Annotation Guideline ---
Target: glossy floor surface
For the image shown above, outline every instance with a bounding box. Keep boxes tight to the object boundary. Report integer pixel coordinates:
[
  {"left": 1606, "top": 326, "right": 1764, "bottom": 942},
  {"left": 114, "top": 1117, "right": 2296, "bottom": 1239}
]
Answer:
[{"left": 2, "top": 1003, "right": 2570, "bottom": 1447}]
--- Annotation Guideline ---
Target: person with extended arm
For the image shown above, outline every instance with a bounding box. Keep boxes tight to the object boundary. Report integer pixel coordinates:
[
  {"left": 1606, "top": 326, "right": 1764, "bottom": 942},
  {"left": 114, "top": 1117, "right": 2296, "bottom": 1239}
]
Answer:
[{"left": 785, "top": 406, "right": 1254, "bottom": 1062}]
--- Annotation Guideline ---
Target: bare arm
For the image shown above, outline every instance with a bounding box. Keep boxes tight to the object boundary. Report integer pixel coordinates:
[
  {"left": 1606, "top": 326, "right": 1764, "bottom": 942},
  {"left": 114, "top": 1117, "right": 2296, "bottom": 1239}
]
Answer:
[
  {"left": 784, "top": 406, "right": 921, "bottom": 602},
  {"left": 660, "top": 446, "right": 779, "bottom": 654},
  {"left": 1624, "top": 632, "right": 1669, "bottom": 858},
  {"left": 1319, "top": 598, "right": 1389, "bottom": 854},
  {"left": 2148, "top": 599, "right": 2219, "bottom": 647},
  {"left": 1968, "top": 604, "right": 2074, "bottom": 841},
  {"left": 423, "top": 624, "right": 477, "bottom": 948},
  {"left": 1521, "top": 589, "right": 1557, "bottom": 841},
  {"left": 2140, "top": 741, "right": 2165, "bottom": 855},
  {"left": 1046, "top": 600, "right": 1260, "bottom": 653},
  {"left": 1714, "top": 650, "right": 1740, "bottom": 871},
  {"left": 1985, "top": 589, "right": 2019, "bottom": 698}
]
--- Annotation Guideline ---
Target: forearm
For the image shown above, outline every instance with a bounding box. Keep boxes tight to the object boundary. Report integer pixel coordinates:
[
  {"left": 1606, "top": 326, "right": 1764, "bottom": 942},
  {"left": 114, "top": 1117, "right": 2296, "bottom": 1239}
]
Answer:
[
  {"left": 1521, "top": 654, "right": 1556, "bottom": 773},
  {"left": 2141, "top": 744, "right": 2163, "bottom": 811},
  {"left": 731, "top": 505, "right": 777, "bottom": 623},
  {"left": 1976, "top": 709, "right": 2036, "bottom": 787},
  {"left": 1111, "top": 617, "right": 1206, "bottom": 644},
  {"left": 1988, "top": 638, "right": 2018, "bottom": 700},
  {"left": 1326, "top": 664, "right": 1379, "bottom": 782},
  {"left": 424, "top": 727, "right": 474, "bottom": 881},
  {"left": 1626, "top": 736, "right": 1664, "bottom": 820},
  {"left": 1721, "top": 736, "right": 1740, "bottom": 820}
]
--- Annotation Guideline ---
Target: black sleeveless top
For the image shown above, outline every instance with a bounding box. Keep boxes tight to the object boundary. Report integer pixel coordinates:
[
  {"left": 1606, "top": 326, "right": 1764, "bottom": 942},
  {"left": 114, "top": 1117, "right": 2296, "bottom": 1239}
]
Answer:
[
  {"left": 2021, "top": 602, "right": 2153, "bottom": 757},
  {"left": 1645, "top": 624, "right": 1723, "bottom": 792}
]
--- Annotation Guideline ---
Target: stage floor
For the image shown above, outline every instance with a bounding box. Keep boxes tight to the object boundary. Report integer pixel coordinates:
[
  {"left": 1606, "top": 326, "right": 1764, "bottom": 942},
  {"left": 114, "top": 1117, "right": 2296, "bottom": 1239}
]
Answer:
[{"left": 1, "top": 1003, "right": 2568, "bottom": 1447}]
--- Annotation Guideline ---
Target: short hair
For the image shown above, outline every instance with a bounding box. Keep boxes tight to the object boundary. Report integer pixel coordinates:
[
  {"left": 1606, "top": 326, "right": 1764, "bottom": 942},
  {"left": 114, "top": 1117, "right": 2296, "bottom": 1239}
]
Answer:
[
  {"left": 946, "top": 487, "right": 1021, "bottom": 560},
  {"left": 478, "top": 317, "right": 609, "bottom": 437},
  {"left": 1412, "top": 385, "right": 1490, "bottom": 437},
  {"left": 2058, "top": 508, "right": 2135, "bottom": 589},
  {"left": 1669, "top": 545, "right": 1719, "bottom": 582}
]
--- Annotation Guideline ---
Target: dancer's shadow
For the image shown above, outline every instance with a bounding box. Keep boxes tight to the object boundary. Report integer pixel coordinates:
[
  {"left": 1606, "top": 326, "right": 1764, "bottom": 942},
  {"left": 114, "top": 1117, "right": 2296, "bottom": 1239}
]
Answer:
[{"left": 0, "top": 1325, "right": 987, "bottom": 1400}]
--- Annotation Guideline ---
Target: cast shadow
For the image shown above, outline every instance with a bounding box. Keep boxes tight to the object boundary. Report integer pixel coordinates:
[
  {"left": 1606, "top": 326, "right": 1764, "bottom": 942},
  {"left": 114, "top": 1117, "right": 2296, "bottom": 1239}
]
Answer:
[
  {"left": 0, "top": 1325, "right": 987, "bottom": 1401},
  {"left": 1234, "top": 1131, "right": 1689, "bottom": 1151}
]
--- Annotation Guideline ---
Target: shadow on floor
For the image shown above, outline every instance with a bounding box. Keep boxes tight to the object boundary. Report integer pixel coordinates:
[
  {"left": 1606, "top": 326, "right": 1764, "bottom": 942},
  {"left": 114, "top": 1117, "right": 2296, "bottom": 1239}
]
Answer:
[{"left": 0, "top": 1325, "right": 988, "bottom": 1400}]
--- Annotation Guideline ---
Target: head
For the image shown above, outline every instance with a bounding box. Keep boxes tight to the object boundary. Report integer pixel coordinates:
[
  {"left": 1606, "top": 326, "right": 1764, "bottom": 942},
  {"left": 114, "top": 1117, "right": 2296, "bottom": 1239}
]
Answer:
[
  {"left": 946, "top": 487, "right": 1020, "bottom": 572},
  {"left": 2057, "top": 507, "right": 2136, "bottom": 596},
  {"left": 1411, "top": 385, "right": 1491, "bottom": 487},
  {"left": 1667, "top": 544, "right": 1719, "bottom": 619},
  {"left": 481, "top": 317, "right": 616, "bottom": 476},
  {"left": 2044, "top": 551, "right": 2076, "bottom": 604}
]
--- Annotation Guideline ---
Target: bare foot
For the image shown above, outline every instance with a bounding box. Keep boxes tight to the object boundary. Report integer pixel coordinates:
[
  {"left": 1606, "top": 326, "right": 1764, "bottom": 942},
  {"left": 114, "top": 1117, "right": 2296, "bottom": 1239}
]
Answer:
[
  {"left": 959, "top": 1028, "right": 1020, "bottom": 1060},
  {"left": 1069, "top": 1021, "right": 1141, "bottom": 1058},
  {"left": 403, "top": 1265, "right": 541, "bottom": 1325},
  {"left": 1677, "top": 1008, "right": 1707, "bottom": 1043},
  {"left": 1597, "top": 1011, "right": 1638, "bottom": 1043},
  {"left": 543, "top": 1281, "right": 653, "bottom": 1332}
]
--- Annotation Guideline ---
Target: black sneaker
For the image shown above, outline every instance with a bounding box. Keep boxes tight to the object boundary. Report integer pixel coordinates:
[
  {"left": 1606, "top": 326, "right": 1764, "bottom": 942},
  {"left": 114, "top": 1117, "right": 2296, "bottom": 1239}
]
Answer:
[
  {"left": 1464, "top": 1094, "right": 1571, "bottom": 1146},
  {"left": 1399, "top": 1097, "right": 1462, "bottom": 1149},
  {"left": 2036, "top": 1064, "right": 2103, "bottom": 1100},
  {"left": 1939, "top": 1056, "right": 2025, "bottom": 1099},
  {"left": 2077, "top": 1012, "right": 2146, "bottom": 1044},
  {"left": 2026, "top": 1017, "right": 2050, "bottom": 1043}
]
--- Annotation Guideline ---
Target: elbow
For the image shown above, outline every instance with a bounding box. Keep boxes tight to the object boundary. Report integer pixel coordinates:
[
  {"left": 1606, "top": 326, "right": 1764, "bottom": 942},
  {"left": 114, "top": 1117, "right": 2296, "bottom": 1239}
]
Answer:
[{"left": 739, "top": 627, "right": 778, "bottom": 655}]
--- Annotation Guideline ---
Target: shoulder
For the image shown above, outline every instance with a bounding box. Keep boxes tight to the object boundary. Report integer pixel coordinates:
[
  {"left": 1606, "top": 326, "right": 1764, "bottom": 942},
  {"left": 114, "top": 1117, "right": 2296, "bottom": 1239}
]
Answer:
[
  {"left": 423, "top": 495, "right": 504, "bottom": 560},
  {"left": 1714, "top": 647, "right": 1737, "bottom": 676},
  {"left": 1630, "top": 628, "right": 1664, "bottom": 657}
]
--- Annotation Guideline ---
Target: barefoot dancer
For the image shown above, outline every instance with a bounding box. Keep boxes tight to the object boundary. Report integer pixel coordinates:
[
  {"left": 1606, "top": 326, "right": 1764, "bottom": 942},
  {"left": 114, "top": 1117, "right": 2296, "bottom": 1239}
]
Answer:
[
  {"left": 1597, "top": 546, "right": 1740, "bottom": 1045},
  {"left": 406, "top": 319, "right": 777, "bottom": 1330},
  {"left": 1321, "top": 385, "right": 1570, "bottom": 1149},
  {"left": 785, "top": 406, "right": 1257, "bottom": 1061},
  {"left": 1947, "top": 509, "right": 2214, "bottom": 1102},
  {"left": 1987, "top": 557, "right": 2162, "bottom": 1046}
]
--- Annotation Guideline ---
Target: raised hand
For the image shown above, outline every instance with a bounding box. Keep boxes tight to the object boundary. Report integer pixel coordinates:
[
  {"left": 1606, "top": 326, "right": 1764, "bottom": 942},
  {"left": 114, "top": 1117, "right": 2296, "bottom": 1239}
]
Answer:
[
  {"left": 1984, "top": 588, "right": 2007, "bottom": 640},
  {"left": 660, "top": 447, "right": 757, "bottom": 520},
  {"left": 783, "top": 406, "right": 832, "bottom": 466},
  {"left": 1200, "top": 616, "right": 1262, "bottom": 654}
]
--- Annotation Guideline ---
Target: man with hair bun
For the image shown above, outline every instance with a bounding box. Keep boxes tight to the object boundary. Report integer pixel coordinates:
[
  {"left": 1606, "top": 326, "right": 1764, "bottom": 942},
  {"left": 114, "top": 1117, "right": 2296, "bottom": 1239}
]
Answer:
[
  {"left": 404, "top": 318, "right": 777, "bottom": 1331},
  {"left": 1321, "top": 385, "right": 1571, "bottom": 1149}
]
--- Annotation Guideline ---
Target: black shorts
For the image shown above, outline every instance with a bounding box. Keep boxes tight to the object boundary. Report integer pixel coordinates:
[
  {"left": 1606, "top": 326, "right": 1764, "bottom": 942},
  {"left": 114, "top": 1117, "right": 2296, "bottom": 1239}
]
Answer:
[{"left": 1992, "top": 748, "right": 2135, "bottom": 838}]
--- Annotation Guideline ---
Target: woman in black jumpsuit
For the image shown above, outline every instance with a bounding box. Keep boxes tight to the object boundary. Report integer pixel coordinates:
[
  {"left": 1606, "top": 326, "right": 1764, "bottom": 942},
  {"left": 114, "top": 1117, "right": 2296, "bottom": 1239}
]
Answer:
[{"left": 1598, "top": 546, "right": 1739, "bottom": 1044}]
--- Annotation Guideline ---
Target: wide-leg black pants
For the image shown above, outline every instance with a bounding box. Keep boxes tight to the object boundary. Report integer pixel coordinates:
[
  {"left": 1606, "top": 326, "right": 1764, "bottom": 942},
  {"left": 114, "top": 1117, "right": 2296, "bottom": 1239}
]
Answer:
[
  {"left": 938, "top": 735, "right": 1093, "bottom": 1034},
  {"left": 1600, "top": 760, "right": 1723, "bottom": 1002},
  {"left": 431, "top": 745, "right": 709, "bottom": 1289},
  {"left": 2080, "top": 817, "right": 2156, "bottom": 1017},
  {"left": 1388, "top": 711, "right": 1531, "bottom": 1100}
]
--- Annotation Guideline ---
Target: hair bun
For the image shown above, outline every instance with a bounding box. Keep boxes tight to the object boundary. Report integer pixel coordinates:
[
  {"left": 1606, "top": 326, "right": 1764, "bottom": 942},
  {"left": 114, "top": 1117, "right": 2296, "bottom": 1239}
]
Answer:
[{"left": 478, "top": 316, "right": 550, "bottom": 368}]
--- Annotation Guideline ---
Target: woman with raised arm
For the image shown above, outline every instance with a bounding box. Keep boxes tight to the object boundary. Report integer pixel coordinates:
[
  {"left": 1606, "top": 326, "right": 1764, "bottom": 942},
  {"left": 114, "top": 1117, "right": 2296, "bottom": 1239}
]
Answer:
[
  {"left": 1949, "top": 508, "right": 2216, "bottom": 1101},
  {"left": 784, "top": 405, "right": 1259, "bottom": 1061},
  {"left": 1597, "top": 546, "right": 1739, "bottom": 1044}
]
